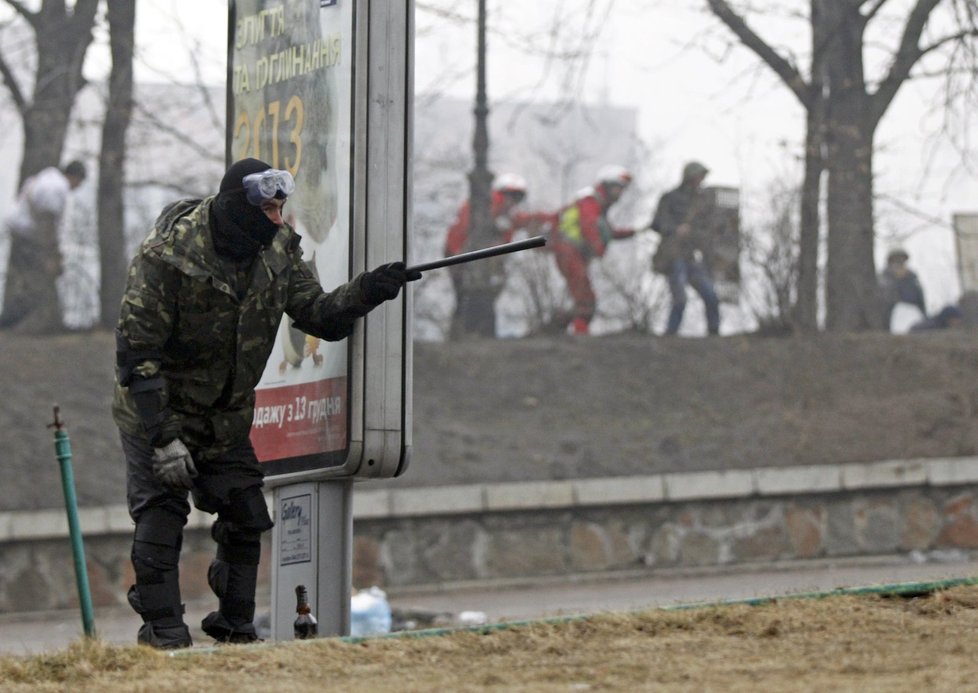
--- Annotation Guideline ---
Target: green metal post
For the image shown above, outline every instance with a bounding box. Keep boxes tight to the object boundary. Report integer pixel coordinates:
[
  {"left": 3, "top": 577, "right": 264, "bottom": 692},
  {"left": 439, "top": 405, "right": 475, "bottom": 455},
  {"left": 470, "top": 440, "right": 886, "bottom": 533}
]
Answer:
[{"left": 49, "top": 406, "right": 96, "bottom": 638}]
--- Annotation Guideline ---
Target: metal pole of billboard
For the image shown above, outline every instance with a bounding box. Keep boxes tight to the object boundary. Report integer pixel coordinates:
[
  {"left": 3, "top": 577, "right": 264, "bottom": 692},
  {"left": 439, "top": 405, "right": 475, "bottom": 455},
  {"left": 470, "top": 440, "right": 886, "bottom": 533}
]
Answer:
[
  {"left": 316, "top": 480, "right": 352, "bottom": 634},
  {"left": 270, "top": 479, "right": 353, "bottom": 639}
]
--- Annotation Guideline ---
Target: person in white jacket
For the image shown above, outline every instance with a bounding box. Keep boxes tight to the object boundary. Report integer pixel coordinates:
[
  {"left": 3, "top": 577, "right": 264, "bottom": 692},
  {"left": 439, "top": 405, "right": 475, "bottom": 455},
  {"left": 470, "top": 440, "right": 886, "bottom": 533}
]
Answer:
[{"left": 0, "top": 160, "right": 86, "bottom": 331}]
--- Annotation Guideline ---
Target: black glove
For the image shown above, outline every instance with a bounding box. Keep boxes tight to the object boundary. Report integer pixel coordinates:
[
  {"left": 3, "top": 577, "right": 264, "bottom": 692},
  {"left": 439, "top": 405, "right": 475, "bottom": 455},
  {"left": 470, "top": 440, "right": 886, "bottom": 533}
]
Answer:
[{"left": 360, "top": 261, "right": 422, "bottom": 305}]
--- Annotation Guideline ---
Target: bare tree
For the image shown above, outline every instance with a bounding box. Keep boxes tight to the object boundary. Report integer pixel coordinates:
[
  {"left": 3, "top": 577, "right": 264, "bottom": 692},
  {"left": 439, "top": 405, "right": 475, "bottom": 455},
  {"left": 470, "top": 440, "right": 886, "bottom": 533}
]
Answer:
[
  {"left": 740, "top": 182, "right": 801, "bottom": 335},
  {"left": 707, "top": 0, "right": 978, "bottom": 331},
  {"left": 97, "top": 0, "right": 135, "bottom": 329},
  {"left": 0, "top": 0, "right": 100, "bottom": 332},
  {"left": 0, "top": 0, "right": 99, "bottom": 181}
]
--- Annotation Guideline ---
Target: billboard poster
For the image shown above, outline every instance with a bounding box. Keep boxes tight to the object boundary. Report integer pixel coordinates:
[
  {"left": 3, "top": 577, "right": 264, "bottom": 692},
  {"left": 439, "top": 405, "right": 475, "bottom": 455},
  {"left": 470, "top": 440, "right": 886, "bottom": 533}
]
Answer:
[
  {"left": 228, "top": 0, "right": 354, "bottom": 473},
  {"left": 702, "top": 186, "right": 741, "bottom": 303}
]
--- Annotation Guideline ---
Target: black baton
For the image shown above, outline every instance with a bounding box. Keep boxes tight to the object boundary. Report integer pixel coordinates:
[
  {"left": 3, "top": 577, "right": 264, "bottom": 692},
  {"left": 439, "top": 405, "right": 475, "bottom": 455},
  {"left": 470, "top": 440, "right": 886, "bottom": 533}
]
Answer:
[{"left": 406, "top": 235, "right": 547, "bottom": 276}]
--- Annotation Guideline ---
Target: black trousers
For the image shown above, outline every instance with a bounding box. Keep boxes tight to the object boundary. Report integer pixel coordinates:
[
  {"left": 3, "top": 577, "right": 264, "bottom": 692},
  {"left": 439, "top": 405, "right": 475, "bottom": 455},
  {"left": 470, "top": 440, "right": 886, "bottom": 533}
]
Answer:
[{"left": 121, "top": 431, "right": 272, "bottom": 634}]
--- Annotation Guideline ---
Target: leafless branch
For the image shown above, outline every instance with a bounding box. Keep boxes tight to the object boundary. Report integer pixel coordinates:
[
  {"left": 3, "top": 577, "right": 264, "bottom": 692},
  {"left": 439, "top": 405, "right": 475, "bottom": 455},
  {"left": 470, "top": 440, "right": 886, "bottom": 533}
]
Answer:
[
  {"left": 0, "top": 48, "right": 26, "bottom": 115},
  {"left": 2, "top": 0, "right": 35, "bottom": 27},
  {"left": 706, "top": 0, "right": 812, "bottom": 106},
  {"left": 870, "top": 0, "right": 942, "bottom": 121}
]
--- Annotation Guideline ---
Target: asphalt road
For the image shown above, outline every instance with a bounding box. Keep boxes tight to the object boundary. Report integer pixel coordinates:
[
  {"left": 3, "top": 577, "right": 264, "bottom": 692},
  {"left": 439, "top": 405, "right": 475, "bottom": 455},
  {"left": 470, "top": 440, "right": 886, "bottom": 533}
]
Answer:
[{"left": 2, "top": 552, "right": 977, "bottom": 656}]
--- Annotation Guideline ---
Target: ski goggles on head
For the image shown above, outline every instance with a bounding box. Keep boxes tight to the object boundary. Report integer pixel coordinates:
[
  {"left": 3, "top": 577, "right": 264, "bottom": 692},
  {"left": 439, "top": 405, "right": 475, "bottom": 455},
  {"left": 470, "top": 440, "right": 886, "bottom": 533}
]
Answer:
[{"left": 242, "top": 169, "right": 296, "bottom": 205}]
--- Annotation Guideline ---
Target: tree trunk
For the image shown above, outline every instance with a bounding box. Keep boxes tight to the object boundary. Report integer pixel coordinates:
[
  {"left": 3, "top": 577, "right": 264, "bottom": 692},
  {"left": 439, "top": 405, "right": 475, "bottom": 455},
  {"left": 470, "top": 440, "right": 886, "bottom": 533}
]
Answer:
[
  {"left": 793, "top": 0, "right": 827, "bottom": 332},
  {"left": 17, "top": 1, "right": 99, "bottom": 182},
  {"left": 824, "top": 125, "right": 878, "bottom": 331},
  {"left": 98, "top": 0, "right": 136, "bottom": 329},
  {"left": 795, "top": 101, "right": 824, "bottom": 331},
  {"left": 822, "top": 5, "right": 879, "bottom": 331}
]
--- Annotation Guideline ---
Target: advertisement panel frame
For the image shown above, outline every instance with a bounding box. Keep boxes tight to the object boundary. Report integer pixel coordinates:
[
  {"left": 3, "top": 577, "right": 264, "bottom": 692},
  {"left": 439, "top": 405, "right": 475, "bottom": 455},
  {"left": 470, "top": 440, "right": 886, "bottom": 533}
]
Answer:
[{"left": 225, "top": 0, "right": 412, "bottom": 485}]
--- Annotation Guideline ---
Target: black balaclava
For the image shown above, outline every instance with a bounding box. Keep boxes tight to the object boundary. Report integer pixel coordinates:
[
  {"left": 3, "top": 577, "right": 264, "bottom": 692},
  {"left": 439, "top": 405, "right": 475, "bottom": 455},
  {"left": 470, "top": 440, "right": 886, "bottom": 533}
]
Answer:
[{"left": 211, "top": 158, "right": 281, "bottom": 260}]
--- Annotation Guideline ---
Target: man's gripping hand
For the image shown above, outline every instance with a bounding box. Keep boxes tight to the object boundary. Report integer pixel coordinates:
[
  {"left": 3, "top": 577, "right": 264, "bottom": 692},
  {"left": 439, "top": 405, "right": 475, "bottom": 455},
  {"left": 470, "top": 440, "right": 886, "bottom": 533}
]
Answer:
[
  {"left": 152, "top": 439, "right": 198, "bottom": 491},
  {"left": 361, "top": 261, "right": 423, "bottom": 305}
]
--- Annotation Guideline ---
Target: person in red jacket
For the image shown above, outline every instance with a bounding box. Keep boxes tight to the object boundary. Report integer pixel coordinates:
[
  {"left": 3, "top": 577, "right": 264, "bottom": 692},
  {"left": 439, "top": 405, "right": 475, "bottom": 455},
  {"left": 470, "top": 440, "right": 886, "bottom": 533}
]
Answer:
[
  {"left": 550, "top": 165, "right": 635, "bottom": 335},
  {"left": 443, "top": 173, "right": 548, "bottom": 257},
  {"left": 444, "top": 173, "right": 553, "bottom": 316}
]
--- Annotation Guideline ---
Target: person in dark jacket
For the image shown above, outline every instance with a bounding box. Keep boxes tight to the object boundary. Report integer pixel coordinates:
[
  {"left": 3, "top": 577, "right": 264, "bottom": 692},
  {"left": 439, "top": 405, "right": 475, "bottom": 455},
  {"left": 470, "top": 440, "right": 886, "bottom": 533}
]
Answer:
[
  {"left": 910, "top": 305, "right": 963, "bottom": 332},
  {"left": 878, "top": 248, "right": 926, "bottom": 330},
  {"left": 650, "top": 161, "right": 720, "bottom": 336},
  {"left": 113, "top": 158, "right": 418, "bottom": 649}
]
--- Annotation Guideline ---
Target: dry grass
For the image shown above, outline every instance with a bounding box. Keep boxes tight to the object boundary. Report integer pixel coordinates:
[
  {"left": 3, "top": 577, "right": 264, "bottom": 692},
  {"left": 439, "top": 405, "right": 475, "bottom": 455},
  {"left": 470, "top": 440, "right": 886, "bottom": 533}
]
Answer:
[{"left": 4, "top": 586, "right": 978, "bottom": 692}]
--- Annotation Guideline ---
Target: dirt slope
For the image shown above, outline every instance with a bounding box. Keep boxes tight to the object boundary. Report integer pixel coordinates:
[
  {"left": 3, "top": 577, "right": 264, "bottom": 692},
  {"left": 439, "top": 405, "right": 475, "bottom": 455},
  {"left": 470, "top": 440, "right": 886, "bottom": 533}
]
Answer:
[
  {"left": 5, "top": 584, "right": 978, "bottom": 691},
  {"left": 2, "top": 329, "right": 977, "bottom": 511}
]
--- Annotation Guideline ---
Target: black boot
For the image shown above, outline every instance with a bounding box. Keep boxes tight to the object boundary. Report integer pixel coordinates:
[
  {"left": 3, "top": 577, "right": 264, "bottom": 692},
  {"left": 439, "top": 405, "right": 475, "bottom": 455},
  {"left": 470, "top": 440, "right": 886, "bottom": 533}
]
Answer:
[
  {"left": 129, "top": 510, "right": 192, "bottom": 649},
  {"left": 128, "top": 584, "right": 192, "bottom": 649},
  {"left": 201, "top": 609, "right": 260, "bottom": 644},
  {"left": 202, "top": 558, "right": 261, "bottom": 644}
]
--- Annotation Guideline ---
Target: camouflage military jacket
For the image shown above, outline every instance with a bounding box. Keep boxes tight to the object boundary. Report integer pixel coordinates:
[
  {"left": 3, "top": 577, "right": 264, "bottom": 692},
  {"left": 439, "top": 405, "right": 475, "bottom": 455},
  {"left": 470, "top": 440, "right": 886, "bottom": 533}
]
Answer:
[{"left": 112, "top": 196, "right": 372, "bottom": 456}]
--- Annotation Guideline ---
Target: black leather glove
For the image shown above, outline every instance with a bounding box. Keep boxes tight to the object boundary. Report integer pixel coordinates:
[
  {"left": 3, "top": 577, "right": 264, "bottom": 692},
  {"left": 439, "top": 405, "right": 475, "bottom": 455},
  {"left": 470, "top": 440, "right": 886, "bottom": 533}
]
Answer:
[{"left": 360, "top": 261, "right": 422, "bottom": 305}]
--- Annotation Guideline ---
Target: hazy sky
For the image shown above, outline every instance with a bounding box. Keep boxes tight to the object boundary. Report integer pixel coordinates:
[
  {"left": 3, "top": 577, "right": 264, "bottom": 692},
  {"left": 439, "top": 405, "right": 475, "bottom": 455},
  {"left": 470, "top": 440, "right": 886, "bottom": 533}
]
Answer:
[{"left": 109, "top": 0, "right": 975, "bottom": 309}]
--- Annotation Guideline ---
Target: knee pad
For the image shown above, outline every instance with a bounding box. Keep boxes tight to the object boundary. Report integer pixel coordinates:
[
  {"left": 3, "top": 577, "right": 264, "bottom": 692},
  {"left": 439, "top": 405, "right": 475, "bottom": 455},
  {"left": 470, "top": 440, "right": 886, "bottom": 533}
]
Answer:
[
  {"left": 211, "top": 523, "right": 262, "bottom": 565},
  {"left": 132, "top": 507, "right": 185, "bottom": 583},
  {"left": 220, "top": 485, "right": 274, "bottom": 533},
  {"left": 209, "top": 486, "right": 271, "bottom": 565}
]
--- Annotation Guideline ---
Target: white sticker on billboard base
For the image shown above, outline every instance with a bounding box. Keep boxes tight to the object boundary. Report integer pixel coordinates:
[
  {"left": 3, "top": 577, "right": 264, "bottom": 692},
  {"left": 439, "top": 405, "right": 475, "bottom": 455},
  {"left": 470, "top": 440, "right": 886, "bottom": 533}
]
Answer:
[{"left": 279, "top": 494, "right": 313, "bottom": 566}]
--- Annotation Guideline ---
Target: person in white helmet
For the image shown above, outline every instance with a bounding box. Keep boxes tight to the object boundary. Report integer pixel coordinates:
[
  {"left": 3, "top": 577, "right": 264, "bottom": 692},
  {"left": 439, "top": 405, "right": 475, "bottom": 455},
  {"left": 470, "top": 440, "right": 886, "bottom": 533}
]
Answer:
[
  {"left": 650, "top": 161, "right": 720, "bottom": 336},
  {"left": 549, "top": 165, "right": 635, "bottom": 335},
  {"left": 444, "top": 172, "right": 553, "bottom": 330},
  {"left": 443, "top": 173, "right": 550, "bottom": 257}
]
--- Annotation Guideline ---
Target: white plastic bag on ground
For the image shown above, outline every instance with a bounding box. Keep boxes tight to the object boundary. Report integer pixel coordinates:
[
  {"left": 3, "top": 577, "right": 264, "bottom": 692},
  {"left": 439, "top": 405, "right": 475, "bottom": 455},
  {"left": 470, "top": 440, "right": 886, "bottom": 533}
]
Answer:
[
  {"left": 350, "top": 586, "right": 392, "bottom": 636},
  {"left": 890, "top": 302, "right": 925, "bottom": 334}
]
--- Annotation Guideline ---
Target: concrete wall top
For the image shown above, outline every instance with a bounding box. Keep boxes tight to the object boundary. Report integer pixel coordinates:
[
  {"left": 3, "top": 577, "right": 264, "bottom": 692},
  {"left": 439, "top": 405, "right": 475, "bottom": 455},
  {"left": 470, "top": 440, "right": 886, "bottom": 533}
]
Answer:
[{"left": 5, "top": 456, "right": 978, "bottom": 542}]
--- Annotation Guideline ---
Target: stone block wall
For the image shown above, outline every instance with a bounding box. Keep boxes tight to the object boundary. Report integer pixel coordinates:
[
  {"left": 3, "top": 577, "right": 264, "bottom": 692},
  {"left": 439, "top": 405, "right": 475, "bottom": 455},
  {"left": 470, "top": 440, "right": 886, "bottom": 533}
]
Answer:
[
  {"left": 351, "top": 488, "right": 978, "bottom": 587},
  {"left": 3, "top": 457, "right": 978, "bottom": 614}
]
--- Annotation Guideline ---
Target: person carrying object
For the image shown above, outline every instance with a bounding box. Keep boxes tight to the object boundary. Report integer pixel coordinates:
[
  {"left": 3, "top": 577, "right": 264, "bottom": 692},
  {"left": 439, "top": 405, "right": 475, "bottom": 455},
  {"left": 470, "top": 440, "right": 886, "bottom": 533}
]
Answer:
[
  {"left": 0, "top": 159, "right": 87, "bottom": 332},
  {"left": 878, "top": 248, "right": 926, "bottom": 330},
  {"left": 649, "top": 161, "right": 720, "bottom": 336}
]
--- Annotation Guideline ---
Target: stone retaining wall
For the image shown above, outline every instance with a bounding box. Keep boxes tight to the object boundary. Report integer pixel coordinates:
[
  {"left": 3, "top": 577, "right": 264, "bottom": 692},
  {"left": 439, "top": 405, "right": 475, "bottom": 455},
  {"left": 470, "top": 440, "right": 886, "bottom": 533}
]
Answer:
[{"left": 3, "top": 457, "right": 978, "bottom": 614}]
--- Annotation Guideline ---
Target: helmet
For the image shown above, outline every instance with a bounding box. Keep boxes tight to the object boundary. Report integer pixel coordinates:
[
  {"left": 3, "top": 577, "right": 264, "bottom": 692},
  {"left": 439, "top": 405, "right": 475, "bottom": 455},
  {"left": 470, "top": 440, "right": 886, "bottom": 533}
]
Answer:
[
  {"left": 596, "top": 164, "right": 632, "bottom": 188},
  {"left": 492, "top": 173, "right": 528, "bottom": 195},
  {"left": 682, "top": 161, "right": 709, "bottom": 182}
]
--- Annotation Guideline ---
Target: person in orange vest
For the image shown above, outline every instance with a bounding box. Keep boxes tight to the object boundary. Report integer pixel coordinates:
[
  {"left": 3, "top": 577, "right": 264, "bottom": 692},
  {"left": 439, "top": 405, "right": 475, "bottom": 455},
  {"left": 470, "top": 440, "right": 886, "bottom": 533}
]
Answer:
[{"left": 550, "top": 165, "right": 635, "bottom": 335}]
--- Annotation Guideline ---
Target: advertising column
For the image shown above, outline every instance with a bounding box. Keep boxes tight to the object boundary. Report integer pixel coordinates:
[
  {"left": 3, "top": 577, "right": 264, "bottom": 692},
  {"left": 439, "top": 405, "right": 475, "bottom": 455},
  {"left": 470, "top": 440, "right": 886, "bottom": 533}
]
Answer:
[
  {"left": 228, "top": 0, "right": 413, "bottom": 639},
  {"left": 229, "top": 0, "right": 356, "bottom": 478}
]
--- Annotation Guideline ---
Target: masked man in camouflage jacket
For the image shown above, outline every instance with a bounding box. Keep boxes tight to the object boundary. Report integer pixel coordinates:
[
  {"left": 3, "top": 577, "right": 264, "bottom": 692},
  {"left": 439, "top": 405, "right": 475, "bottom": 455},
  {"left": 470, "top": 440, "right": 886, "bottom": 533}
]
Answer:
[{"left": 113, "top": 158, "right": 419, "bottom": 649}]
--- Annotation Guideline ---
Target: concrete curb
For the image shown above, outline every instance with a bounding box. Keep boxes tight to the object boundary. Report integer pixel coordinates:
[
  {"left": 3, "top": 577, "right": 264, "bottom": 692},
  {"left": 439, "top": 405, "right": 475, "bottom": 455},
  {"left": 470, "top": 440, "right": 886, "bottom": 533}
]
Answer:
[{"left": 4, "top": 456, "right": 978, "bottom": 542}]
